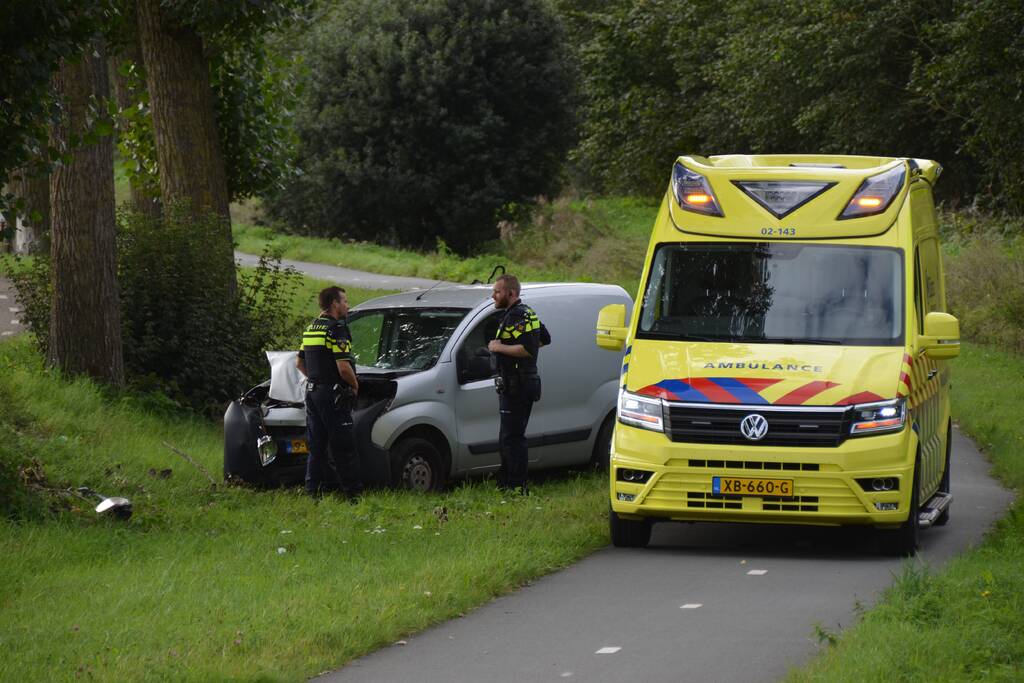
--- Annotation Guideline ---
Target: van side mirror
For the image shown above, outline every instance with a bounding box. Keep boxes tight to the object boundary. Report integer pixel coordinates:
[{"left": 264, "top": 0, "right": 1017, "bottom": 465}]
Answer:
[
  {"left": 921, "top": 312, "right": 960, "bottom": 360},
  {"left": 596, "top": 304, "right": 628, "bottom": 352}
]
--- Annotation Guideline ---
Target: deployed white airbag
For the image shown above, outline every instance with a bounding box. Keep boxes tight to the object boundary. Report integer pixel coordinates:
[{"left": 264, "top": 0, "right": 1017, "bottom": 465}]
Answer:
[{"left": 266, "top": 351, "right": 306, "bottom": 404}]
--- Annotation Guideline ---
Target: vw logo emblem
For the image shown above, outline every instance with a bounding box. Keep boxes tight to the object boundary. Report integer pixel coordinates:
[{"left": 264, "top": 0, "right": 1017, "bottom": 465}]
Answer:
[{"left": 740, "top": 413, "right": 769, "bottom": 441}]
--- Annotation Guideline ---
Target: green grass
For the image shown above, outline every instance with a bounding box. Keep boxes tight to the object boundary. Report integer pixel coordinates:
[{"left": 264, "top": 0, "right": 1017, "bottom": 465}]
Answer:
[
  {"left": 786, "top": 343, "right": 1024, "bottom": 682},
  {"left": 0, "top": 335, "right": 608, "bottom": 682},
  {"left": 232, "top": 196, "right": 658, "bottom": 295}
]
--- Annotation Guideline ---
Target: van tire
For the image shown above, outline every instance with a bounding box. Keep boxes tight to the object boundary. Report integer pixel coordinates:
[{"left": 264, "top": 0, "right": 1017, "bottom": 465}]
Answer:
[
  {"left": 935, "top": 422, "right": 952, "bottom": 526},
  {"left": 609, "top": 508, "right": 651, "bottom": 548},
  {"left": 591, "top": 414, "right": 614, "bottom": 471},
  {"left": 879, "top": 455, "right": 920, "bottom": 557},
  {"left": 391, "top": 437, "right": 445, "bottom": 492}
]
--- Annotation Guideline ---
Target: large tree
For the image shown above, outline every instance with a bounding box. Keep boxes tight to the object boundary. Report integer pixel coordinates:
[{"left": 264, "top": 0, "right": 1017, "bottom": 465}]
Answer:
[
  {"left": 136, "top": 0, "right": 235, "bottom": 291},
  {"left": 267, "top": 0, "right": 577, "bottom": 254},
  {"left": 49, "top": 45, "right": 125, "bottom": 387}
]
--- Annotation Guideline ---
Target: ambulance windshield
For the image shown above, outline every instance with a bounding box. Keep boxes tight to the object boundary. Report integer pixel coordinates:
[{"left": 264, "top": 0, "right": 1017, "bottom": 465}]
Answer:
[{"left": 637, "top": 243, "right": 904, "bottom": 346}]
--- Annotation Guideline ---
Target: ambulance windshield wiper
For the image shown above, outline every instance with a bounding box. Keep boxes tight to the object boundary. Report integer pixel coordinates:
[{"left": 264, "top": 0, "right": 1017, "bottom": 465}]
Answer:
[{"left": 754, "top": 336, "right": 843, "bottom": 345}]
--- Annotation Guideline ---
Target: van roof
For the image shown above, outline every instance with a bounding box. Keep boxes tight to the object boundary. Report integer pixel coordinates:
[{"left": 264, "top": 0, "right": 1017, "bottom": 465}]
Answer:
[
  {"left": 665, "top": 154, "right": 940, "bottom": 240},
  {"left": 352, "top": 282, "right": 630, "bottom": 311}
]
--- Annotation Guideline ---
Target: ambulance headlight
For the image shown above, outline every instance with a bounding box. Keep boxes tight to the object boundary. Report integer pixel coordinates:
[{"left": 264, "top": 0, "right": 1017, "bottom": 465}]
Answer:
[
  {"left": 618, "top": 389, "right": 664, "bottom": 432},
  {"left": 849, "top": 398, "right": 906, "bottom": 436}
]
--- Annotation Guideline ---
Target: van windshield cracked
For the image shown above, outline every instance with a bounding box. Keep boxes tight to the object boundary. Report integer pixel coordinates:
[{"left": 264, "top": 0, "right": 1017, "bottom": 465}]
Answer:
[
  {"left": 637, "top": 242, "right": 904, "bottom": 346},
  {"left": 347, "top": 307, "right": 470, "bottom": 371}
]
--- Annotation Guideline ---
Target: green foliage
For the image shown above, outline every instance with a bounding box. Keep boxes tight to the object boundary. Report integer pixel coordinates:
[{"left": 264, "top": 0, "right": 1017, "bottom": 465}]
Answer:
[
  {"left": 942, "top": 214, "right": 1024, "bottom": 354},
  {"left": 209, "top": 38, "right": 302, "bottom": 201},
  {"left": 0, "top": 0, "right": 115, "bottom": 208},
  {"left": 117, "top": 205, "right": 303, "bottom": 413},
  {"left": 267, "top": 0, "right": 577, "bottom": 254},
  {"left": 916, "top": 0, "right": 1024, "bottom": 212},
  {"left": 8, "top": 206, "right": 304, "bottom": 415},
  {"left": 559, "top": 0, "right": 1016, "bottom": 206}
]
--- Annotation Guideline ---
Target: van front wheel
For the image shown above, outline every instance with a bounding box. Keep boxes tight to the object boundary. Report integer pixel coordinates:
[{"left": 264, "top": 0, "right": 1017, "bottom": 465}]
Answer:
[
  {"left": 609, "top": 508, "right": 651, "bottom": 548},
  {"left": 879, "top": 456, "right": 920, "bottom": 556},
  {"left": 391, "top": 437, "right": 444, "bottom": 492}
]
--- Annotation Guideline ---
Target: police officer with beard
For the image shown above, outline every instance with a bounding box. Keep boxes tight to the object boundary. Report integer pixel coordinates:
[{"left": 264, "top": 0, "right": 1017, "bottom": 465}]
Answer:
[
  {"left": 487, "top": 274, "right": 549, "bottom": 494},
  {"left": 296, "top": 286, "right": 362, "bottom": 499}
]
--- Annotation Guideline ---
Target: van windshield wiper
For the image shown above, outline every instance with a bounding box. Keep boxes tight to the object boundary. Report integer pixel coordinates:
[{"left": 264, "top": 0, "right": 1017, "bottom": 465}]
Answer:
[{"left": 753, "top": 336, "right": 843, "bottom": 345}]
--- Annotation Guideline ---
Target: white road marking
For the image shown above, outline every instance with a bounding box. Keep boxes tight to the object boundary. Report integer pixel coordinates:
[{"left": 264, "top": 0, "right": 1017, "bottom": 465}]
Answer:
[
  {"left": 11, "top": 320, "right": 20, "bottom": 326},
  {"left": 680, "top": 603, "right": 703, "bottom": 609},
  {"left": 1, "top": 331, "right": 12, "bottom": 336},
  {"left": 0, "top": 294, "right": 8, "bottom": 299},
  {"left": 560, "top": 673, "right": 574, "bottom": 678},
  {"left": 747, "top": 569, "right": 768, "bottom": 576},
  {"left": 8, "top": 307, "right": 19, "bottom": 313},
  {"left": 596, "top": 647, "right": 621, "bottom": 655}
]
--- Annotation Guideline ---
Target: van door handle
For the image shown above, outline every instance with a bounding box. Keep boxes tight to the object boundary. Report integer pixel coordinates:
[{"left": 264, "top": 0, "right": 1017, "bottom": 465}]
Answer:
[{"left": 927, "top": 369, "right": 938, "bottom": 380}]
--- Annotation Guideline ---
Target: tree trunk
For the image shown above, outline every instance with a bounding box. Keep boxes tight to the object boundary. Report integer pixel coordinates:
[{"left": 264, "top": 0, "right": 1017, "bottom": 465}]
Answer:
[
  {"left": 49, "top": 45, "right": 125, "bottom": 388},
  {"left": 136, "top": 0, "right": 236, "bottom": 293},
  {"left": 109, "top": 41, "right": 162, "bottom": 219},
  {"left": 8, "top": 169, "right": 51, "bottom": 254}
]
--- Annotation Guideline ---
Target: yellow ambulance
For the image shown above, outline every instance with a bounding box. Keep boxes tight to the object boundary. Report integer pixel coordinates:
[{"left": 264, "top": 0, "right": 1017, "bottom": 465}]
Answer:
[{"left": 596, "top": 155, "right": 959, "bottom": 555}]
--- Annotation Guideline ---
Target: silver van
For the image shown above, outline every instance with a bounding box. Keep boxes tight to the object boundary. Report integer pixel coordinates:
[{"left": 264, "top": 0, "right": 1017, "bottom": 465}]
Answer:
[{"left": 224, "top": 283, "right": 632, "bottom": 490}]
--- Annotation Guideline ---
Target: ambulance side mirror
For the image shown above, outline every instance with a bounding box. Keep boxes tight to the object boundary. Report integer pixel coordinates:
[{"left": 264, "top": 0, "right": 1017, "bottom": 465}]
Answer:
[
  {"left": 921, "top": 312, "right": 960, "bottom": 360},
  {"left": 596, "top": 304, "right": 628, "bottom": 352}
]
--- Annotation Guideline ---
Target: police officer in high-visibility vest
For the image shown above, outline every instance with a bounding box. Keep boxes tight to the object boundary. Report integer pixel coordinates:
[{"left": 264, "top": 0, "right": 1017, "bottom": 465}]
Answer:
[
  {"left": 296, "top": 286, "right": 362, "bottom": 499},
  {"left": 487, "top": 274, "right": 549, "bottom": 494}
]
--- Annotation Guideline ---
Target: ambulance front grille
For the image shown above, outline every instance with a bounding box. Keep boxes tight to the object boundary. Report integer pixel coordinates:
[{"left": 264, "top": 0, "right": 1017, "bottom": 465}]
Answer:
[{"left": 664, "top": 403, "right": 852, "bottom": 447}]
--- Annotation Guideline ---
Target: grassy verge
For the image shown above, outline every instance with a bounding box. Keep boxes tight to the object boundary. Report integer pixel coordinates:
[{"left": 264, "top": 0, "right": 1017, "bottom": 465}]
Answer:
[
  {"left": 0, "top": 335, "right": 608, "bottom": 682},
  {"left": 786, "top": 342, "right": 1023, "bottom": 682},
  {"left": 232, "top": 196, "right": 657, "bottom": 293}
]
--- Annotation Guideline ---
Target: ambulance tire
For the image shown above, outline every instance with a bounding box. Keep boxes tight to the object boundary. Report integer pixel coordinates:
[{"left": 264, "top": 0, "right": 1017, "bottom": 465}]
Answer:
[
  {"left": 935, "top": 422, "right": 952, "bottom": 526},
  {"left": 609, "top": 508, "right": 651, "bottom": 548},
  {"left": 591, "top": 414, "right": 614, "bottom": 471},
  {"left": 879, "top": 455, "right": 920, "bottom": 557}
]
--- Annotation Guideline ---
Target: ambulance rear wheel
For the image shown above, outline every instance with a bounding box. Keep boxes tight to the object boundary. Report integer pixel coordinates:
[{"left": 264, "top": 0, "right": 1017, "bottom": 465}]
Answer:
[
  {"left": 609, "top": 508, "right": 651, "bottom": 548},
  {"left": 935, "top": 422, "right": 952, "bottom": 526}
]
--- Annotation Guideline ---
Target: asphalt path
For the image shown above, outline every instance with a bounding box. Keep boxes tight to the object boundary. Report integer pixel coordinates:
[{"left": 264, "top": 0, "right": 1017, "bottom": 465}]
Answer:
[
  {"left": 318, "top": 429, "right": 1014, "bottom": 683},
  {"left": 234, "top": 250, "right": 453, "bottom": 291},
  {"left": 0, "top": 276, "right": 24, "bottom": 338}
]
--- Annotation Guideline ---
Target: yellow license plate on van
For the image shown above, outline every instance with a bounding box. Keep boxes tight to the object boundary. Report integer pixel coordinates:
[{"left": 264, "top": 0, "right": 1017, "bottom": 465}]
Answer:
[
  {"left": 289, "top": 439, "right": 309, "bottom": 455},
  {"left": 713, "top": 476, "right": 793, "bottom": 497}
]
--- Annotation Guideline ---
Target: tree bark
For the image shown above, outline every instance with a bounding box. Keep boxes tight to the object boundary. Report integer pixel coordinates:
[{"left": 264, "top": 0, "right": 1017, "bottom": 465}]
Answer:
[
  {"left": 136, "top": 0, "right": 236, "bottom": 293},
  {"left": 8, "top": 169, "right": 51, "bottom": 254},
  {"left": 49, "top": 45, "right": 125, "bottom": 388},
  {"left": 109, "top": 41, "right": 162, "bottom": 219}
]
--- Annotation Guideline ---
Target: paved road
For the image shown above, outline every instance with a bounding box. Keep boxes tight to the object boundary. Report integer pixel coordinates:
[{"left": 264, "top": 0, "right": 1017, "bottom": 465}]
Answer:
[
  {"left": 234, "top": 250, "right": 454, "bottom": 291},
  {"left": 0, "top": 276, "right": 24, "bottom": 338},
  {"left": 319, "top": 429, "right": 1014, "bottom": 683}
]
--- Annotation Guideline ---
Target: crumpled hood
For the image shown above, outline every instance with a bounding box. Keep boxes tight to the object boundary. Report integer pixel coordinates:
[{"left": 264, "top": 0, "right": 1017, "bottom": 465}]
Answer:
[{"left": 624, "top": 341, "right": 905, "bottom": 406}]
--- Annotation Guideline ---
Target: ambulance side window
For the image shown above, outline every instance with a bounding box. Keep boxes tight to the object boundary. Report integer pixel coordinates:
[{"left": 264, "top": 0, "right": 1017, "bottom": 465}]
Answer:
[
  {"left": 919, "top": 238, "right": 944, "bottom": 313},
  {"left": 913, "top": 247, "right": 924, "bottom": 335}
]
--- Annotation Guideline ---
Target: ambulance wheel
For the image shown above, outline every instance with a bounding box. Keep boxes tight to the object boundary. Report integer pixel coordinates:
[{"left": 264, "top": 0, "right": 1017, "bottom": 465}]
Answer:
[
  {"left": 591, "top": 414, "right": 614, "bottom": 471},
  {"left": 391, "top": 437, "right": 444, "bottom": 492},
  {"left": 879, "top": 455, "right": 920, "bottom": 557},
  {"left": 935, "top": 423, "right": 952, "bottom": 526},
  {"left": 609, "top": 508, "right": 651, "bottom": 548}
]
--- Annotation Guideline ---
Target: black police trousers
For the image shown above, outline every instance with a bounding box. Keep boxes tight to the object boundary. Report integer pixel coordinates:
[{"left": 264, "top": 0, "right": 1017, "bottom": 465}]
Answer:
[
  {"left": 305, "top": 384, "right": 362, "bottom": 497},
  {"left": 497, "top": 384, "right": 536, "bottom": 491}
]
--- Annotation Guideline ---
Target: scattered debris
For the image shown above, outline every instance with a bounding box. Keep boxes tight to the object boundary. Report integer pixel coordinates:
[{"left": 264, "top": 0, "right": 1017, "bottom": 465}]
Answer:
[
  {"left": 162, "top": 441, "right": 217, "bottom": 488},
  {"left": 148, "top": 467, "right": 173, "bottom": 479},
  {"left": 433, "top": 505, "right": 448, "bottom": 523}
]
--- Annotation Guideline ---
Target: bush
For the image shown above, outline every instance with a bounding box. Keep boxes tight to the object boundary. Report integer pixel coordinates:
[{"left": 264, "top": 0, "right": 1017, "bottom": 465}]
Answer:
[
  {"left": 944, "top": 227, "right": 1024, "bottom": 354},
  {"left": 10, "top": 205, "right": 303, "bottom": 415},
  {"left": 266, "top": 0, "right": 576, "bottom": 254}
]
